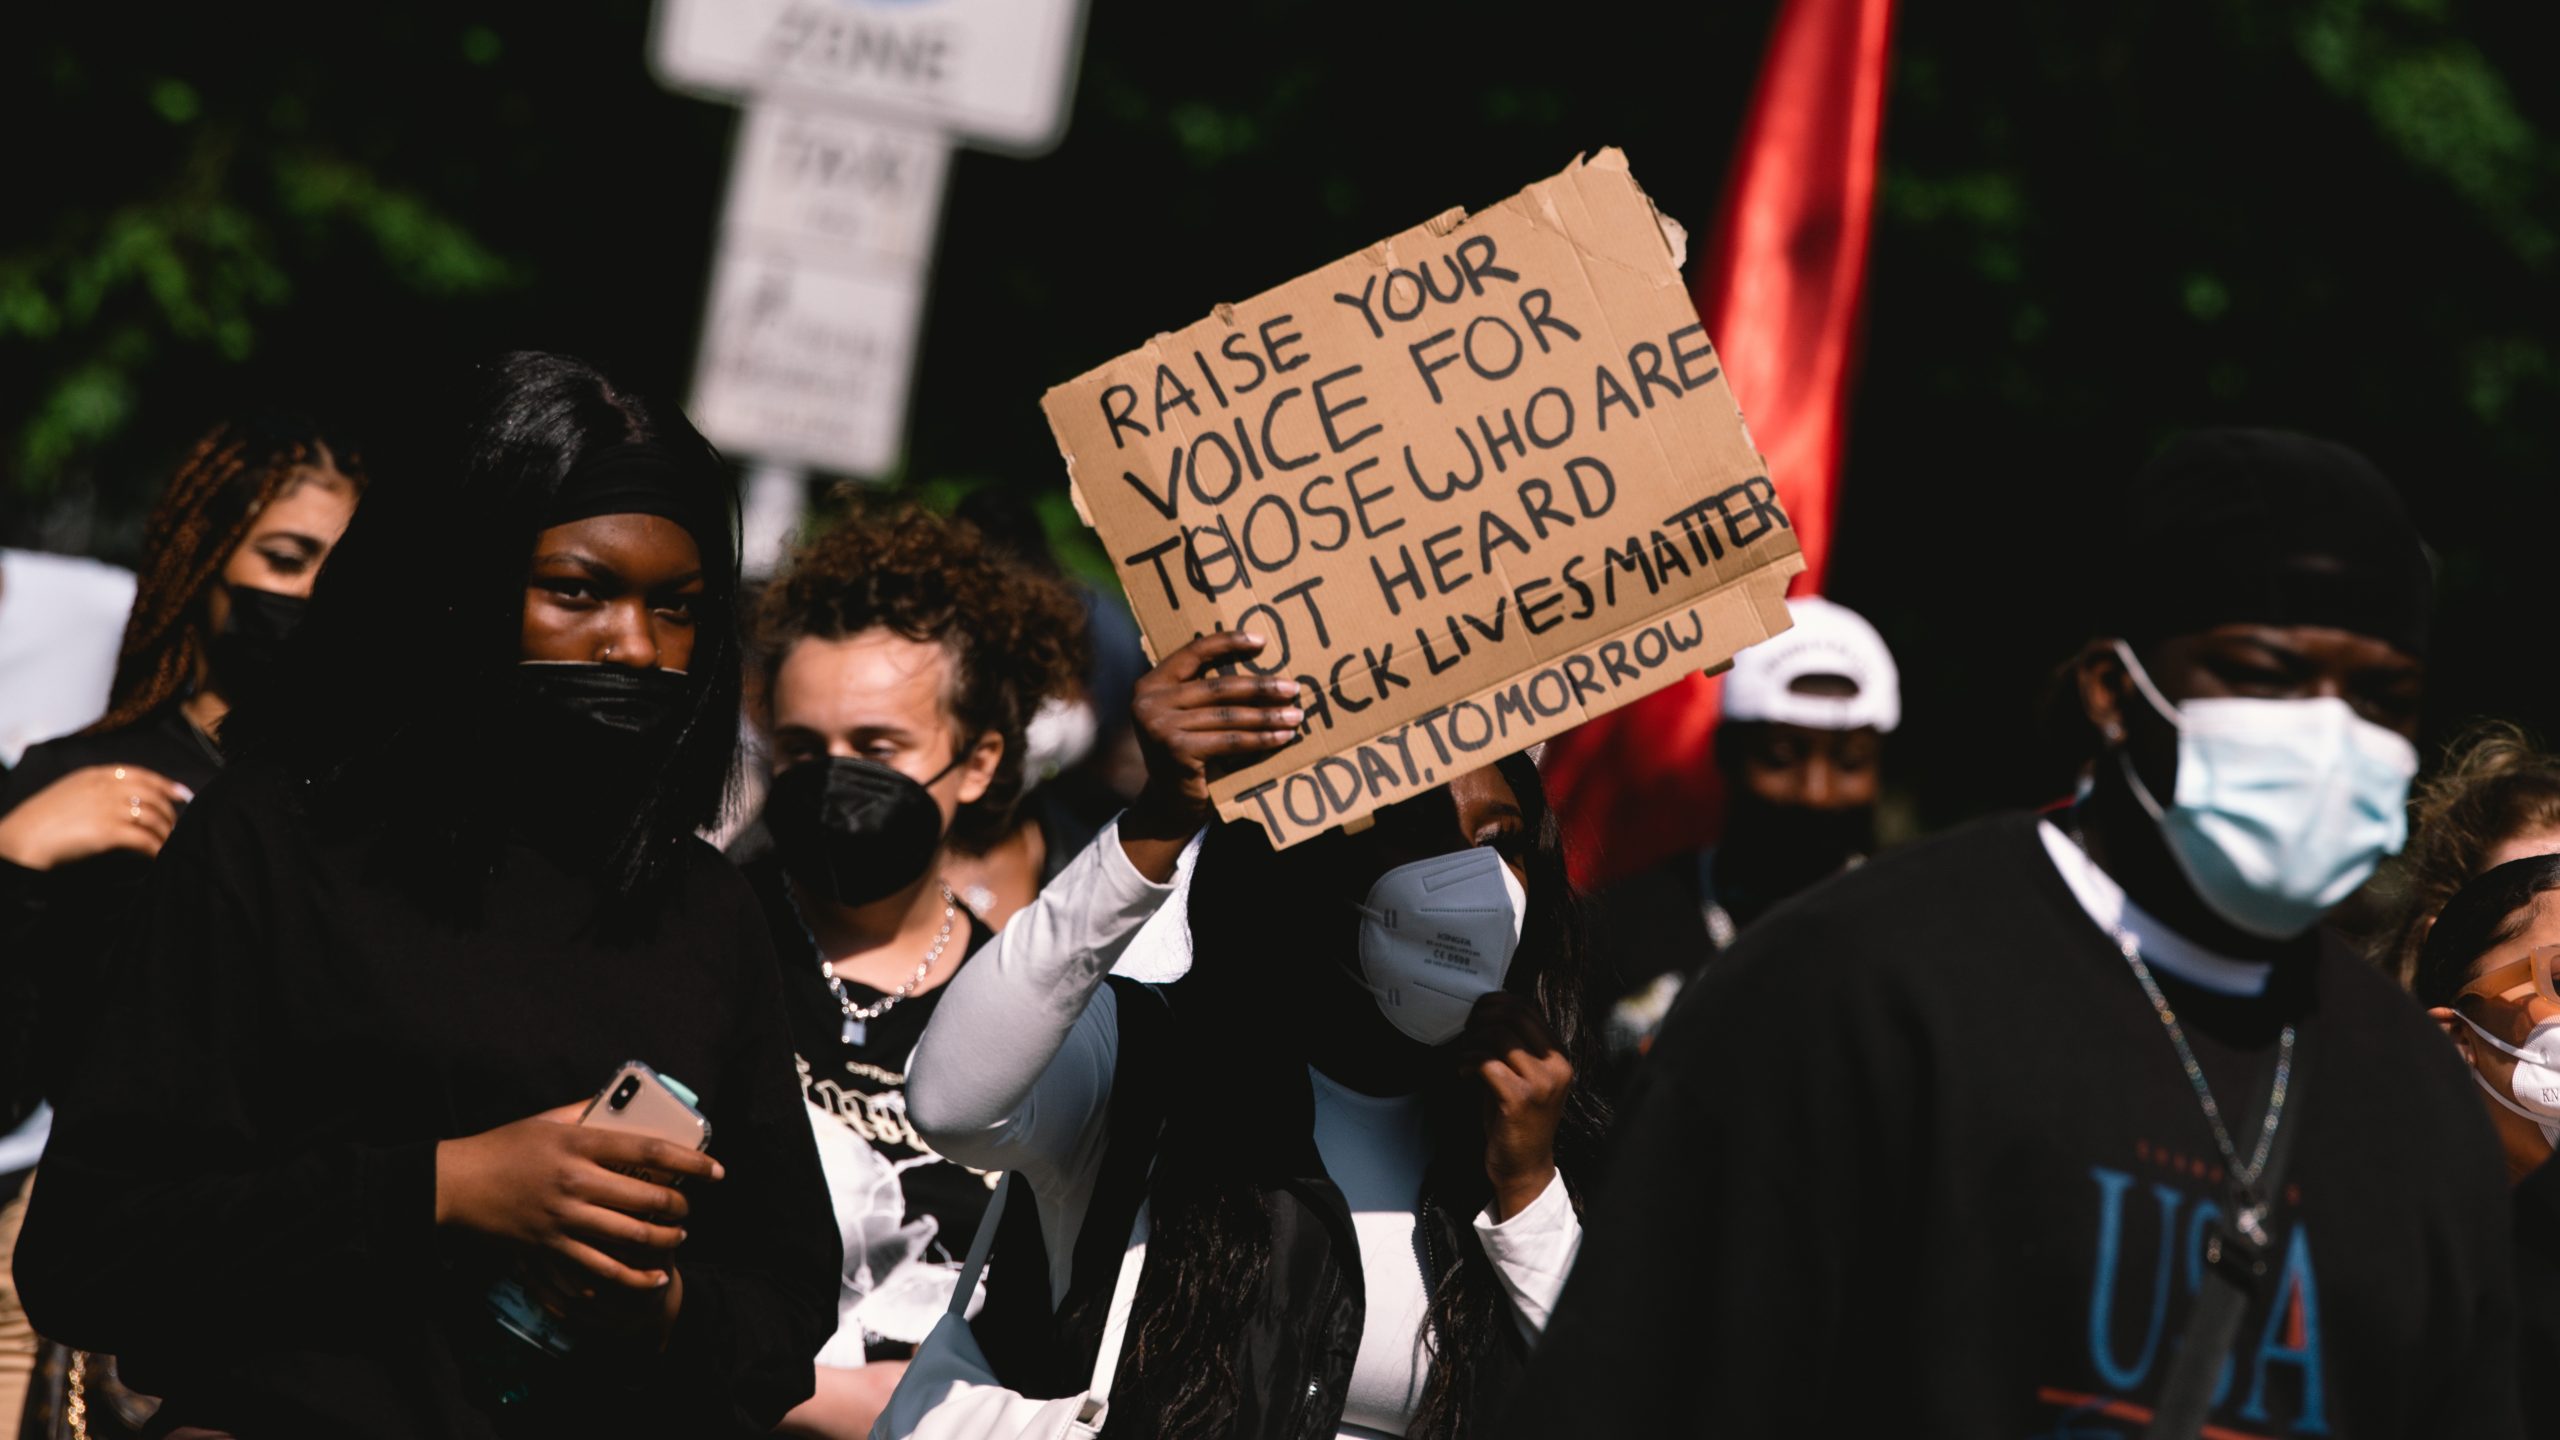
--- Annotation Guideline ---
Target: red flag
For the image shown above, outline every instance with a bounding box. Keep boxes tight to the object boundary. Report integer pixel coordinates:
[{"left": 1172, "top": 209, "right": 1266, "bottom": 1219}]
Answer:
[{"left": 1542, "top": 0, "right": 1897, "bottom": 889}]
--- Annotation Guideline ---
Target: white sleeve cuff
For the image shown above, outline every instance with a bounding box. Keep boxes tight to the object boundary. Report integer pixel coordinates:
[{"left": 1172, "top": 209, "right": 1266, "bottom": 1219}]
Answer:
[
  {"left": 1473, "top": 1170, "right": 1581, "bottom": 1338},
  {"left": 1095, "top": 815, "right": 1182, "bottom": 900}
]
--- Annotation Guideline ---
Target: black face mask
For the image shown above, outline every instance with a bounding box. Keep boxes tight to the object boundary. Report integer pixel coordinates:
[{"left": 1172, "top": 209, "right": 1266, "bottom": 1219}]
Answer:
[
  {"left": 206, "top": 584, "right": 309, "bottom": 704},
  {"left": 501, "top": 663, "right": 697, "bottom": 866},
  {"left": 1719, "top": 791, "right": 1876, "bottom": 918},
  {"left": 763, "top": 755, "right": 955, "bottom": 909},
  {"left": 512, "top": 662, "right": 695, "bottom": 738}
]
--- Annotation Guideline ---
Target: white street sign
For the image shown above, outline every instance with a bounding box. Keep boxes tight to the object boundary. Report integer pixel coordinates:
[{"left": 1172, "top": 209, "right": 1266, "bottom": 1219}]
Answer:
[
  {"left": 653, "top": 0, "right": 1088, "bottom": 155},
  {"left": 688, "top": 110, "right": 951, "bottom": 478},
  {"left": 727, "top": 106, "right": 949, "bottom": 266},
  {"left": 691, "top": 246, "right": 927, "bottom": 478}
]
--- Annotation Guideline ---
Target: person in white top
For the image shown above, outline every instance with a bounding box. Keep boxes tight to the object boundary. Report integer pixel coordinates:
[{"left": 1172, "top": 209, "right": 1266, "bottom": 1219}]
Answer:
[
  {"left": 904, "top": 630, "right": 1599, "bottom": 1440},
  {"left": 0, "top": 549, "right": 134, "bottom": 771}
]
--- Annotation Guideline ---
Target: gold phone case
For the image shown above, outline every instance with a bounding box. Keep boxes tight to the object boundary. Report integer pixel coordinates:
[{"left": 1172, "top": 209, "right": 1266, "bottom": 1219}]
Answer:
[{"left": 578, "top": 1060, "right": 712, "bottom": 1171}]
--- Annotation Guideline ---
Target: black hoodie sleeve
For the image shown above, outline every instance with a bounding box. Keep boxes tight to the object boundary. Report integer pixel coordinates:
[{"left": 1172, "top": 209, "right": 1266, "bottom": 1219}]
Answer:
[
  {"left": 639, "top": 870, "right": 841, "bottom": 1431},
  {"left": 13, "top": 792, "right": 443, "bottom": 1354}
]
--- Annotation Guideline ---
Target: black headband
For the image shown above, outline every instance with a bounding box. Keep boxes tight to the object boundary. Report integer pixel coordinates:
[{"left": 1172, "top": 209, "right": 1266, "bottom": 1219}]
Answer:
[{"left": 548, "top": 442, "right": 718, "bottom": 548}]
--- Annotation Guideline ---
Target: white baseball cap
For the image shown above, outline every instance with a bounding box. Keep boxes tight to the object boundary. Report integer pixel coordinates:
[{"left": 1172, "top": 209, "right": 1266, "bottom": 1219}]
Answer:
[{"left": 1720, "top": 596, "right": 1900, "bottom": 734}]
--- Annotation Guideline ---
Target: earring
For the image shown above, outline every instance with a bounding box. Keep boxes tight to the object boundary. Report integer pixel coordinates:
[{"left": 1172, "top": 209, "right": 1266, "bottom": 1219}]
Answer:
[
  {"left": 600, "top": 644, "right": 615, "bottom": 661},
  {"left": 2102, "top": 723, "right": 2124, "bottom": 744}
]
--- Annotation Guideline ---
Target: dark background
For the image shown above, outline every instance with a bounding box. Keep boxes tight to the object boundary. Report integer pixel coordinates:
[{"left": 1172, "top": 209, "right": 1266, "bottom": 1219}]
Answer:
[{"left": 4, "top": 0, "right": 2553, "bottom": 827}]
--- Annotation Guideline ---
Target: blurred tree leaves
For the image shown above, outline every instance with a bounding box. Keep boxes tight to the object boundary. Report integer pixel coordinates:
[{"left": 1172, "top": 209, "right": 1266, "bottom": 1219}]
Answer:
[
  {"left": 1, "top": 35, "right": 512, "bottom": 525},
  {"left": 0, "top": 2, "right": 727, "bottom": 555},
  {"left": 2299, "top": 0, "right": 2551, "bottom": 266}
]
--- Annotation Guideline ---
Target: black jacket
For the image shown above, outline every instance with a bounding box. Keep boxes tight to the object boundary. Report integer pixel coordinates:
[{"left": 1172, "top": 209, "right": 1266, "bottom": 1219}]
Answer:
[
  {"left": 18, "top": 763, "right": 839, "bottom": 1437},
  {"left": 0, "top": 704, "right": 224, "bottom": 1130}
]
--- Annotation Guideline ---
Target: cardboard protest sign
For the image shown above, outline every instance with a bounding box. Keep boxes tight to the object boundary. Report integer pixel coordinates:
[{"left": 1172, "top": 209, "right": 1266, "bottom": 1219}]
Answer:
[{"left": 1044, "top": 148, "right": 1805, "bottom": 847}]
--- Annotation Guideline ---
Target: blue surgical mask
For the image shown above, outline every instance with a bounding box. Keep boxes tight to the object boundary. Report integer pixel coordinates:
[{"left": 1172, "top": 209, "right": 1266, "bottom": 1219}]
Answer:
[{"left": 2111, "top": 640, "right": 2418, "bottom": 940}]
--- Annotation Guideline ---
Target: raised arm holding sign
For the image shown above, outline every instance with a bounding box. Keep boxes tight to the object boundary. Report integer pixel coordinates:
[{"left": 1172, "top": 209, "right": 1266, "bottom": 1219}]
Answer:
[{"left": 1044, "top": 148, "right": 1804, "bottom": 847}]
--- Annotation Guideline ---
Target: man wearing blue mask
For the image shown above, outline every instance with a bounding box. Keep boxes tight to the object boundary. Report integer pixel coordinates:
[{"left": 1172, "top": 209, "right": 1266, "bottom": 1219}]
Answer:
[{"left": 1505, "top": 429, "right": 2520, "bottom": 1439}]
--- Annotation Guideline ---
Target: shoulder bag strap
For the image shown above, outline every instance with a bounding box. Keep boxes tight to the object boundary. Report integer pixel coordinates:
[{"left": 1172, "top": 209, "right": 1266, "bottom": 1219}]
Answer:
[
  {"left": 945, "top": 1172, "right": 1012, "bottom": 1320},
  {"left": 2140, "top": 1041, "right": 2309, "bottom": 1440},
  {"left": 1082, "top": 1199, "right": 1152, "bottom": 1405}
]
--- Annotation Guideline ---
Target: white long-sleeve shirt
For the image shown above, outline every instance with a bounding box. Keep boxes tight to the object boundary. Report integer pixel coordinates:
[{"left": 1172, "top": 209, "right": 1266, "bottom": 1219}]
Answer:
[
  {"left": 906, "top": 821, "right": 1581, "bottom": 1437},
  {"left": 1310, "top": 1068, "right": 1579, "bottom": 1437}
]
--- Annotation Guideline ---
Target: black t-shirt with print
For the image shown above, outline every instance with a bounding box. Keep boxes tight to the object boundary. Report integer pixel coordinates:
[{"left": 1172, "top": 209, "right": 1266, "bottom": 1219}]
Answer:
[
  {"left": 738, "top": 849, "right": 1000, "bottom": 1349},
  {"left": 1506, "top": 812, "right": 2522, "bottom": 1440}
]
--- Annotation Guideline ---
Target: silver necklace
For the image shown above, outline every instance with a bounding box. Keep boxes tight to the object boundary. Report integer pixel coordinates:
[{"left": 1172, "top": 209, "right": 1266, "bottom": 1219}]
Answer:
[
  {"left": 821, "top": 882, "right": 960, "bottom": 1046},
  {"left": 2107, "top": 925, "right": 2295, "bottom": 1249}
]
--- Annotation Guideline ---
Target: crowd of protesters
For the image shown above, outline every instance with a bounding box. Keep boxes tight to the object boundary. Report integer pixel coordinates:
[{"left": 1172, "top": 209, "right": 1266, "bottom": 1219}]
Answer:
[{"left": 0, "top": 351, "right": 2550, "bottom": 1439}]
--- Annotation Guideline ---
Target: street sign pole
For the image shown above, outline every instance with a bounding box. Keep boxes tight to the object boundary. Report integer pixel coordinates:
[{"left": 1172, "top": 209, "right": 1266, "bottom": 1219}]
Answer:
[
  {"left": 652, "top": 0, "right": 1088, "bottom": 531},
  {"left": 739, "top": 459, "right": 806, "bottom": 581},
  {"left": 689, "top": 109, "right": 950, "bottom": 495}
]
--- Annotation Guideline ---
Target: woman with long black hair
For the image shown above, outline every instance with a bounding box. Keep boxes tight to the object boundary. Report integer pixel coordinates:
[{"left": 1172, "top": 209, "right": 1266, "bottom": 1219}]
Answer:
[
  {"left": 16, "top": 352, "right": 838, "bottom": 1437},
  {"left": 903, "top": 631, "right": 1605, "bottom": 1440}
]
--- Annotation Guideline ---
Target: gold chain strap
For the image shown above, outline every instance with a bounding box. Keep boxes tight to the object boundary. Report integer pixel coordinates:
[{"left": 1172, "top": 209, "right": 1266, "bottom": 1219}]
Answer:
[{"left": 65, "top": 1349, "right": 91, "bottom": 1440}]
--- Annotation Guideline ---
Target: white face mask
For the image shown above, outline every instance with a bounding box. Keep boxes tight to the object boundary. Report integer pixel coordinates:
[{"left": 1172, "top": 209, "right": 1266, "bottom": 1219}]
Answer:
[
  {"left": 2111, "top": 641, "right": 2418, "bottom": 940},
  {"left": 1348, "top": 846, "right": 1529, "bottom": 1045},
  {"left": 1022, "top": 697, "right": 1100, "bottom": 785},
  {"left": 2457, "top": 1013, "right": 2560, "bottom": 1150}
]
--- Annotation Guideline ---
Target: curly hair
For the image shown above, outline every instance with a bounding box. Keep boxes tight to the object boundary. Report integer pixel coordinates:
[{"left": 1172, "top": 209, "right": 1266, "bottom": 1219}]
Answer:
[
  {"left": 95, "top": 413, "right": 364, "bottom": 733},
  {"left": 758, "top": 501, "right": 1088, "bottom": 849},
  {"left": 2383, "top": 720, "right": 2560, "bottom": 988}
]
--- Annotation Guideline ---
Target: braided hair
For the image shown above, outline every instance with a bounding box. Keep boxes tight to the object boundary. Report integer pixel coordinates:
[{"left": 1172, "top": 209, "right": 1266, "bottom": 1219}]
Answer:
[{"left": 94, "top": 414, "right": 363, "bottom": 734}]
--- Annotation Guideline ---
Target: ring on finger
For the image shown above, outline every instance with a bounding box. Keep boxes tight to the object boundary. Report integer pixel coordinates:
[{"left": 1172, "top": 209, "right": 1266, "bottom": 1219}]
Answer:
[{"left": 126, "top": 795, "right": 144, "bottom": 823}]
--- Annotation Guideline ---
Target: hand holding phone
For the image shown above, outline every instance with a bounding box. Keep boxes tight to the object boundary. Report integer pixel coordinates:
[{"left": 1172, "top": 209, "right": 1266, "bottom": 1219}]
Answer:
[
  {"left": 579, "top": 1061, "right": 713, "bottom": 1186},
  {"left": 434, "top": 1070, "right": 720, "bottom": 1294}
]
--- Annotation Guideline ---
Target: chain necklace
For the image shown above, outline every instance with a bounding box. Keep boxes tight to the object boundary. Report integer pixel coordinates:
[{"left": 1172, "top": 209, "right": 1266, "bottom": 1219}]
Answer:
[
  {"left": 2068, "top": 824, "right": 2297, "bottom": 1247},
  {"left": 820, "top": 882, "right": 960, "bottom": 1046},
  {"left": 2107, "top": 925, "right": 2295, "bottom": 1248}
]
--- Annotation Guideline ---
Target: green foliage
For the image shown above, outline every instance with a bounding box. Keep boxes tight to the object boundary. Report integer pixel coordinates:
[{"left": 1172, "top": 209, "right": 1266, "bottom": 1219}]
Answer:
[
  {"left": 0, "top": 8, "right": 725, "bottom": 548},
  {"left": 269, "top": 155, "right": 513, "bottom": 296},
  {"left": 2298, "top": 0, "right": 2552, "bottom": 264}
]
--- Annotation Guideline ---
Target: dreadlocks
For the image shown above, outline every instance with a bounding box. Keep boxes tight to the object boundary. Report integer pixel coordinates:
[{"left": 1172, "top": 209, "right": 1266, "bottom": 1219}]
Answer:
[{"left": 94, "top": 415, "right": 363, "bottom": 734}]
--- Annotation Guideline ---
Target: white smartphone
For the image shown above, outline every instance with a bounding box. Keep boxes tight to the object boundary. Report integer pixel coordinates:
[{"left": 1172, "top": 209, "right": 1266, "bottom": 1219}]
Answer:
[{"left": 578, "top": 1060, "right": 712, "bottom": 1179}]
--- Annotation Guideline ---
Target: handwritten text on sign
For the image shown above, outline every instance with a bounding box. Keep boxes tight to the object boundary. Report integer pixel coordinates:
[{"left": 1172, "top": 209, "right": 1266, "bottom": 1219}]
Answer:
[{"left": 1045, "top": 149, "right": 1804, "bottom": 847}]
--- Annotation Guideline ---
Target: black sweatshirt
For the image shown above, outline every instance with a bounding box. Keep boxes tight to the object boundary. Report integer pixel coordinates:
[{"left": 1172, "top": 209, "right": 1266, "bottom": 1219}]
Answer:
[
  {"left": 0, "top": 704, "right": 226, "bottom": 1128},
  {"left": 13, "top": 764, "right": 841, "bottom": 1438},
  {"left": 2512, "top": 1160, "right": 2560, "bottom": 1438},
  {"left": 1507, "top": 813, "right": 2521, "bottom": 1439}
]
